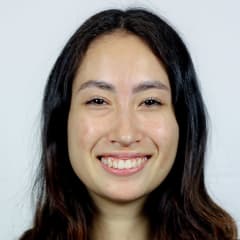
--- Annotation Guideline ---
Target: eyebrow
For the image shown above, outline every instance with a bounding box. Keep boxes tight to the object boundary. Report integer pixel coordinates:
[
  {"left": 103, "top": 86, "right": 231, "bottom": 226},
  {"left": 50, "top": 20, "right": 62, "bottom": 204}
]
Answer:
[
  {"left": 132, "top": 80, "right": 169, "bottom": 93},
  {"left": 77, "top": 79, "right": 169, "bottom": 93},
  {"left": 77, "top": 80, "right": 116, "bottom": 92}
]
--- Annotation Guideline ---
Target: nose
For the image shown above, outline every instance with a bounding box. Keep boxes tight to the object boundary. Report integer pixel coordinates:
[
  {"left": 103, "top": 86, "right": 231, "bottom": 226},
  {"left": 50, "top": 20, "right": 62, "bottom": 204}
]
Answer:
[{"left": 107, "top": 110, "right": 143, "bottom": 147}]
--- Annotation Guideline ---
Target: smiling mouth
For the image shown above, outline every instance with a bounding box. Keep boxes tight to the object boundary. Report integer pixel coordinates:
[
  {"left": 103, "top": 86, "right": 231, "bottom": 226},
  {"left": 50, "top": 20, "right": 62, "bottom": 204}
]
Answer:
[{"left": 97, "top": 155, "right": 151, "bottom": 170}]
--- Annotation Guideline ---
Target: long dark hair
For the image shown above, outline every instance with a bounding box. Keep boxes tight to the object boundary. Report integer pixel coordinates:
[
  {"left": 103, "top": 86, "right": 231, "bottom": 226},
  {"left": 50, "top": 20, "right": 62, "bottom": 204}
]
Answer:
[{"left": 20, "top": 8, "right": 237, "bottom": 240}]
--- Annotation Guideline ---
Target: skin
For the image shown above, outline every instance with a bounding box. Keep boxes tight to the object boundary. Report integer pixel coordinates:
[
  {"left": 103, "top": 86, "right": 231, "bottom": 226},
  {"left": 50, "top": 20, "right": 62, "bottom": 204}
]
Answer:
[{"left": 67, "top": 31, "right": 179, "bottom": 240}]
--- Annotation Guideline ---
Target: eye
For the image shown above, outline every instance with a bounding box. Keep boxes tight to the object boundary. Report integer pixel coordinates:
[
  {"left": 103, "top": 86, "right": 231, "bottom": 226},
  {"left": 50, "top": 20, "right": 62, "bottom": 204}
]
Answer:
[
  {"left": 85, "top": 97, "right": 107, "bottom": 105},
  {"left": 141, "top": 98, "right": 162, "bottom": 107}
]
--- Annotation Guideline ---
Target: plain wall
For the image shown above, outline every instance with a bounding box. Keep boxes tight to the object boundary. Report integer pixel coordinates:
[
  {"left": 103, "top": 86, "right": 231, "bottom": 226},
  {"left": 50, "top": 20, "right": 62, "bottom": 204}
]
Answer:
[{"left": 0, "top": 0, "right": 239, "bottom": 239}]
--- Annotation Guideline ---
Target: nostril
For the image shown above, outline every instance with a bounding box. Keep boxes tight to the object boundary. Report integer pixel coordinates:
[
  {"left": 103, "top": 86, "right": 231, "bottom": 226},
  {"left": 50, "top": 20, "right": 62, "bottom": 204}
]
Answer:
[{"left": 109, "top": 135, "right": 141, "bottom": 147}]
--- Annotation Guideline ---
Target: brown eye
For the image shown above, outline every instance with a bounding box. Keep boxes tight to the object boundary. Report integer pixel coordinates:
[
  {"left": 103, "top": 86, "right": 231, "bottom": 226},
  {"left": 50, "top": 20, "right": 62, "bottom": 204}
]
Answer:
[
  {"left": 86, "top": 98, "right": 106, "bottom": 105},
  {"left": 142, "top": 98, "right": 162, "bottom": 106}
]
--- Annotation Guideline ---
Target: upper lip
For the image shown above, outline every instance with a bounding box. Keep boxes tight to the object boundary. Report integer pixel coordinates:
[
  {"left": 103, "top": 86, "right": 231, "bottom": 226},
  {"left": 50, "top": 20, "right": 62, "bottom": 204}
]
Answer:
[{"left": 97, "top": 152, "right": 152, "bottom": 159}]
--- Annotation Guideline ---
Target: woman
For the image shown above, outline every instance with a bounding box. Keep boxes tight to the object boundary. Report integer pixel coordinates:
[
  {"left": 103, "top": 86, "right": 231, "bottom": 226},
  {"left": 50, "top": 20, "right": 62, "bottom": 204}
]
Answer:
[{"left": 20, "top": 8, "right": 238, "bottom": 240}]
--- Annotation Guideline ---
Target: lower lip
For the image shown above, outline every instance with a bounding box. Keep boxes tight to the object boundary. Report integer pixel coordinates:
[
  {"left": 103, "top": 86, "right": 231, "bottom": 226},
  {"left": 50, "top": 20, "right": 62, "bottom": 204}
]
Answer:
[{"left": 99, "top": 159, "right": 148, "bottom": 176}]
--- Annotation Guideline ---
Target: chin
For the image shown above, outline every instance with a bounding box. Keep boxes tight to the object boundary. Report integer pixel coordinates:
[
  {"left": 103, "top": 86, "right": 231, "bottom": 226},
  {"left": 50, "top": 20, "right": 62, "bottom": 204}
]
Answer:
[{"left": 93, "top": 188, "right": 149, "bottom": 205}]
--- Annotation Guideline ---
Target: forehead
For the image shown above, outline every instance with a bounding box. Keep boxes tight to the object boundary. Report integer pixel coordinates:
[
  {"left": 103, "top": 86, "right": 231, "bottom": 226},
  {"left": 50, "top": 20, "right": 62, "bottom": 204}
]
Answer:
[{"left": 74, "top": 31, "right": 170, "bottom": 90}]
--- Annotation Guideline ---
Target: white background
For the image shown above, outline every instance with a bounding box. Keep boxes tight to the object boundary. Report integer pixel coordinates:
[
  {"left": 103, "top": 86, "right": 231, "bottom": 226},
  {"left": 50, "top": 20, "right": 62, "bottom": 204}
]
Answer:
[{"left": 0, "top": 0, "right": 239, "bottom": 239}]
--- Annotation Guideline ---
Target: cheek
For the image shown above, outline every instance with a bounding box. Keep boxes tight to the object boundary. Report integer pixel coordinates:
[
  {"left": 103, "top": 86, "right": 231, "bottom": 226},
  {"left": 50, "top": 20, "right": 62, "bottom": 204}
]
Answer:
[
  {"left": 68, "top": 111, "right": 107, "bottom": 152},
  {"left": 156, "top": 120, "right": 178, "bottom": 144},
  {"left": 143, "top": 114, "right": 179, "bottom": 151}
]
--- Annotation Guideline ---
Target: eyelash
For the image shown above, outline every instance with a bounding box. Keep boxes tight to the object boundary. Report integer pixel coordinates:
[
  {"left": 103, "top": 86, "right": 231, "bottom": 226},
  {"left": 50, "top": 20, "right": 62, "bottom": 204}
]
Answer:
[
  {"left": 141, "top": 98, "right": 162, "bottom": 106},
  {"left": 85, "top": 97, "right": 107, "bottom": 105},
  {"left": 85, "top": 97, "right": 162, "bottom": 107}
]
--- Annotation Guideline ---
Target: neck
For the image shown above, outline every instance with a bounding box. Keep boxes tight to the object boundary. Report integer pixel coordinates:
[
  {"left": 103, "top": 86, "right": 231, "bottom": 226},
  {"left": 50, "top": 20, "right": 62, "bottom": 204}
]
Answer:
[{"left": 90, "top": 196, "right": 149, "bottom": 240}]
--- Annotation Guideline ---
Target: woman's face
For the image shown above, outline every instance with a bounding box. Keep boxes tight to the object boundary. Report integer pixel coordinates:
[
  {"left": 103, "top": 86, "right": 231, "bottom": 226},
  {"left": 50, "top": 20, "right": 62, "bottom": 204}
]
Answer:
[{"left": 67, "top": 32, "right": 179, "bottom": 203}]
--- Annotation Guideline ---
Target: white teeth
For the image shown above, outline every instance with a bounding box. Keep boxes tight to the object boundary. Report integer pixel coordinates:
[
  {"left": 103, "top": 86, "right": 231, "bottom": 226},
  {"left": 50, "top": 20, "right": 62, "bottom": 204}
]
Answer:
[
  {"left": 100, "top": 156, "right": 148, "bottom": 169},
  {"left": 108, "top": 158, "right": 113, "bottom": 168},
  {"left": 132, "top": 159, "right": 137, "bottom": 168},
  {"left": 125, "top": 160, "right": 132, "bottom": 169},
  {"left": 113, "top": 161, "right": 118, "bottom": 168},
  {"left": 103, "top": 158, "right": 108, "bottom": 165},
  {"left": 118, "top": 160, "right": 124, "bottom": 169},
  {"left": 137, "top": 158, "right": 142, "bottom": 166}
]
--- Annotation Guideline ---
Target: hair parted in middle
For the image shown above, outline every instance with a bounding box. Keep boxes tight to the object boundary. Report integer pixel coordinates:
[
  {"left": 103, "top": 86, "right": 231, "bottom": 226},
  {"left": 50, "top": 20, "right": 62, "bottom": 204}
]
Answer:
[{"left": 19, "top": 8, "right": 237, "bottom": 240}]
